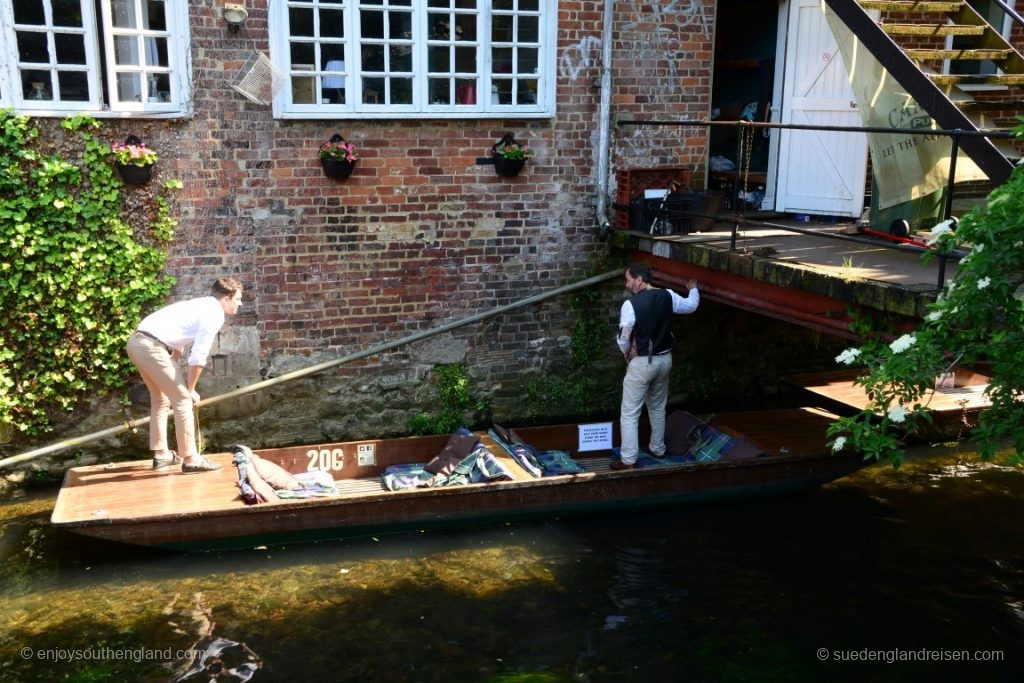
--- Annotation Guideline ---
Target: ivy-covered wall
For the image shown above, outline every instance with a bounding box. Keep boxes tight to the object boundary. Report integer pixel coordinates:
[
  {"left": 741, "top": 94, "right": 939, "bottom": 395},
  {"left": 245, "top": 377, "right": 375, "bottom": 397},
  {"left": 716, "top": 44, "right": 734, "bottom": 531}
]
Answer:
[{"left": 0, "top": 113, "right": 178, "bottom": 438}]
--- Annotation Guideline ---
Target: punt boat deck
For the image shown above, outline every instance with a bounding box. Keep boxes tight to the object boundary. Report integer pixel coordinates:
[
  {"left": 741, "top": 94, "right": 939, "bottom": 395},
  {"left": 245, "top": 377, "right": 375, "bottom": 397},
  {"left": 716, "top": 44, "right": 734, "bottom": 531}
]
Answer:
[{"left": 51, "top": 407, "right": 865, "bottom": 550}]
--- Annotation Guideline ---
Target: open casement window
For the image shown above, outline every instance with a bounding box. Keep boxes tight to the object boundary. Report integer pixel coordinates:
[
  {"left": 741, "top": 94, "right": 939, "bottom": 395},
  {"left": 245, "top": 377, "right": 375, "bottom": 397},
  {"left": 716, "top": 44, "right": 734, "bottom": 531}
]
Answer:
[
  {"left": 271, "top": 0, "right": 555, "bottom": 119},
  {"left": 0, "top": 0, "right": 191, "bottom": 116}
]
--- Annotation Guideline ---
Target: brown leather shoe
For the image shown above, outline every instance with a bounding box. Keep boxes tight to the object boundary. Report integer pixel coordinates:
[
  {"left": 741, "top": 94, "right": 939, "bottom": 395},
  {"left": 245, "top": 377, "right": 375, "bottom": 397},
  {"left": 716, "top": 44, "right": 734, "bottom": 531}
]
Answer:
[{"left": 610, "top": 459, "right": 635, "bottom": 471}]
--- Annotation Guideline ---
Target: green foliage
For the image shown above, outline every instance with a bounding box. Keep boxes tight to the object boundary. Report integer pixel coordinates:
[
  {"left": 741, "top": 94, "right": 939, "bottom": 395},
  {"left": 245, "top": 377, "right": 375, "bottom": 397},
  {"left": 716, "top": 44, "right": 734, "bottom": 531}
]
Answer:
[
  {"left": 407, "top": 363, "right": 490, "bottom": 435},
  {"left": 522, "top": 288, "right": 615, "bottom": 420},
  {"left": 0, "top": 111, "right": 178, "bottom": 435},
  {"left": 26, "top": 467, "right": 60, "bottom": 488},
  {"left": 828, "top": 123, "right": 1024, "bottom": 467}
]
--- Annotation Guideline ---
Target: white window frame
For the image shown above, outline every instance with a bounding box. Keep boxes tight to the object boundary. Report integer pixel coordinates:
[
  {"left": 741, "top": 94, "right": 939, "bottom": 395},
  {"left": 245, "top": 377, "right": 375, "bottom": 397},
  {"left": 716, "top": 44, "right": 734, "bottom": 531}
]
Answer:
[
  {"left": 270, "top": 0, "right": 558, "bottom": 119},
  {"left": 0, "top": 0, "right": 192, "bottom": 118}
]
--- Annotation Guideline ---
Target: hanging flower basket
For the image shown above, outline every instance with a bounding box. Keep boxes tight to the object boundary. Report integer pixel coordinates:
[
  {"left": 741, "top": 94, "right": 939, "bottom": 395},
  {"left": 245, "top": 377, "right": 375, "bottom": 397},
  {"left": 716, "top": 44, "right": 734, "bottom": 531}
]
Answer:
[
  {"left": 492, "top": 156, "right": 525, "bottom": 178},
  {"left": 319, "top": 134, "right": 359, "bottom": 180},
  {"left": 115, "top": 162, "right": 154, "bottom": 185},
  {"left": 490, "top": 133, "right": 530, "bottom": 178},
  {"left": 321, "top": 157, "right": 356, "bottom": 179},
  {"left": 111, "top": 135, "right": 158, "bottom": 185}
]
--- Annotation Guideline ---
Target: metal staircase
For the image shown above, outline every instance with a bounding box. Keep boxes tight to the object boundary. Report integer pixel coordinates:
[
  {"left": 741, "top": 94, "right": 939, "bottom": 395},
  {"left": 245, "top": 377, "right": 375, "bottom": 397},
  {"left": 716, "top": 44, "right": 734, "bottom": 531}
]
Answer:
[{"left": 824, "top": 0, "right": 1023, "bottom": 185}]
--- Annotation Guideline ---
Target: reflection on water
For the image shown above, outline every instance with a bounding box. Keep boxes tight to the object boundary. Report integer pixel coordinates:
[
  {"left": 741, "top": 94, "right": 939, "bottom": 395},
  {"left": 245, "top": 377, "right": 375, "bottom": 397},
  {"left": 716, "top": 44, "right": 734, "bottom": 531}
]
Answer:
[
  {"left": 0, "top": 443, "right": 1021, "bottom": 681},
  {"left": 165, "top": 592, "right": 261, "bottom": 682}
]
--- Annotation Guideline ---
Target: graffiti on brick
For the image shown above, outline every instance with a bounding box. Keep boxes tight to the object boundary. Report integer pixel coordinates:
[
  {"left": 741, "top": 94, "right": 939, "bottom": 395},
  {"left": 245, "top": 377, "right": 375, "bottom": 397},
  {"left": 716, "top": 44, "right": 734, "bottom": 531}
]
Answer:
[
  {"left": 616, "top": 0, "right": 709, "bottom": 162},
  {"left": 558, "top": 35, "right": 603, "bottom": 81},
  {"left": 622, "top": 0, "right": 710, "bottom": 36}
]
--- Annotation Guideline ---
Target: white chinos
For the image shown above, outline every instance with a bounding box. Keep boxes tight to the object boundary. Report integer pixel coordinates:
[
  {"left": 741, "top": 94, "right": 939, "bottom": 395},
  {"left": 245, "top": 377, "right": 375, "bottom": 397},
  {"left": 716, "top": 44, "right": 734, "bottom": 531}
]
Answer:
[
  {"left": 619, "top": 353, "right": 672, "bottom": 465},
  {"left": 126, "top": 332, "right": 196, "bottom": 457}
]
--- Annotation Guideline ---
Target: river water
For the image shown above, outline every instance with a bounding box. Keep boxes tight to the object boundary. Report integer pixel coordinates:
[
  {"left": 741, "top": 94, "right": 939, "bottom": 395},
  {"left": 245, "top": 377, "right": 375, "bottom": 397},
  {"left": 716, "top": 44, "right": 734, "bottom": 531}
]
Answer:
[{"left": 0, "top": 443, "right": 1020, "bottom": 682}]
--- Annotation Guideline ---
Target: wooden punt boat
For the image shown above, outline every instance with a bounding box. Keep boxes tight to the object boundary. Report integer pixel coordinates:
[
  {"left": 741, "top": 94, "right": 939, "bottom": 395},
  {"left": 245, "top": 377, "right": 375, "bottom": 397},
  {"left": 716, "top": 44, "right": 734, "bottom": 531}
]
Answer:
[
  {"left": 51, "top": 407, "right": 866, "bottom": 551},
  {"left": 787, "top": 367, "right": 991, "bottom": 439}
]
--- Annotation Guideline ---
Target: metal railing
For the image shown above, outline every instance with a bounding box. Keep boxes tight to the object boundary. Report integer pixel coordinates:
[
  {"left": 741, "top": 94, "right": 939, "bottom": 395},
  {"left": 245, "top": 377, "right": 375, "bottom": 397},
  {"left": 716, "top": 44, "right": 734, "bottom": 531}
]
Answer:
[
  {"left": 616, "top": 118, "right": 1018, "bottom": 288},
  {"left": 992, "top": 0, "right": 1024, "bottom": 30}
]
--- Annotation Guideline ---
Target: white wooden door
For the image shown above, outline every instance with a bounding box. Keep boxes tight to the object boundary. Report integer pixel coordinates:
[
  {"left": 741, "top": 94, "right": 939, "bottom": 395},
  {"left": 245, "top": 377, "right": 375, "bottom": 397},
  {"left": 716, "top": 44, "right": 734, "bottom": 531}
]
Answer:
[{"left": 774, "top": 0, "right": 867, "bottom": 217}]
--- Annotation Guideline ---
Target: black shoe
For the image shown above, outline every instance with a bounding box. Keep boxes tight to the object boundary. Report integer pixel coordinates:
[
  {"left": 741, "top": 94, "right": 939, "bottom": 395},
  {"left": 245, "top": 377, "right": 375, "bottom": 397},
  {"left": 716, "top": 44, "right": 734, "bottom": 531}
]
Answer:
[{"left": 610, "top": 459, "right": 635, "bottom": 471}]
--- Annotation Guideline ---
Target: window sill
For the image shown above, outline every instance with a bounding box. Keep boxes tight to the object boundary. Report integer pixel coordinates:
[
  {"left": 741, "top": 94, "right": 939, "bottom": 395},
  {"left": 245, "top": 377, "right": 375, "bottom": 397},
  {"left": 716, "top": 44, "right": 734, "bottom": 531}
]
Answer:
[
  {"left": 275, "top": 109, "right": 555, "bottom": 120},
  {"left": 8, "top": 107, "right": 193, "bottom": 120}
]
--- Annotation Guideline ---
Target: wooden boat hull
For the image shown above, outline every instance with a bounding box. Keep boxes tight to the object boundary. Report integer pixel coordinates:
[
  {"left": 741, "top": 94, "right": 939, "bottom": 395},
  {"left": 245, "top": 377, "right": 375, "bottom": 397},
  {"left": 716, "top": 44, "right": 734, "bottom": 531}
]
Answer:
[{"left": 51, "top": 408, "right": 866, "bottom": 551}]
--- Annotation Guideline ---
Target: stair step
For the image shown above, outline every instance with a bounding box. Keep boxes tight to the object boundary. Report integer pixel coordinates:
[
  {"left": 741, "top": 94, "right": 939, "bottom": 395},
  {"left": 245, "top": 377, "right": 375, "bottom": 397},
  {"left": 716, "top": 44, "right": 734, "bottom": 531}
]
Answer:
[
  {"left": 929, "top": 73, "right": 1024, "bottom": 85},
  {"left": 881, "top": 23, "right": 986, "bottom": 36},
  {"left": 952, "top": 98, "right": 1022, "bottom": 110},
  {"left": 993, "top": 137, "right": 1023, "bottom": 160},
  {"left": 906, "top": 49, "right": 1012, "bottom": 61},
  {"left": 859, "top": 0, "right": 963, "bottom": 11}
]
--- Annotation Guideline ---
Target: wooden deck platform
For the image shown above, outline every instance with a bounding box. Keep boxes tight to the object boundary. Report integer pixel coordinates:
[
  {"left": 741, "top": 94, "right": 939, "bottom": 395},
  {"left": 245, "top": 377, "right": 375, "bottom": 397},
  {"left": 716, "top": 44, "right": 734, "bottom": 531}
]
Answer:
[
  {"left": 615, "top": 218, "right": 968, "bottom": 332},
  {"left": 788, "top": 368, "right": 992, "bottom": 415},
  {"left": 642, "top": 223, "right": 956, "bottom": 290}
]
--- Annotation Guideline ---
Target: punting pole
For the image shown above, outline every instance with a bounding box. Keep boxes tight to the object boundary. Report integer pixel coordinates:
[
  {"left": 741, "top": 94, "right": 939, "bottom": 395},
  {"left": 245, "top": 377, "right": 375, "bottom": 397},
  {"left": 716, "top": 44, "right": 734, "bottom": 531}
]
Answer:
[{"left": 0, "top": 270, "right": 622, "bottom": 469}]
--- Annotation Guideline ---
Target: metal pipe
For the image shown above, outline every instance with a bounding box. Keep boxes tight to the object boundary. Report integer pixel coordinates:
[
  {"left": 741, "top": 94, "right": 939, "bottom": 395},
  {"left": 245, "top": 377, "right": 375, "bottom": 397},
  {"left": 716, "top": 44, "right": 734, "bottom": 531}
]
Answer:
[
  {"left": 733, "top": 123, "right": 745, "bottom": 215},
  {"left": 937, "top": 131, "right": 961, "bottom": 289},
  {"left": 991, "top": 0, "right": 1024, "bottom": 29},
  {"left": 622, "top": 118, "right": 1015, "bottom": 140},
  {"left": 943, "top": 132, "right": 961, "bottom": 223},
  {"left": 0, "top": 270, "right": 622, "bottom": 469},
  {"left": 594, "top": 0, "right": 615, "bottom": 237}
]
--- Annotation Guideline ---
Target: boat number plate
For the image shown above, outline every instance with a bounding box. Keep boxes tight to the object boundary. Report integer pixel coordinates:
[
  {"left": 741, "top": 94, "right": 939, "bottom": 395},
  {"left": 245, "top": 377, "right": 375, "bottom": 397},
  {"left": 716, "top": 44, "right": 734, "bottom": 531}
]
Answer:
[
  {"left": 307, "top": 448, "right": 344, "bottom": 471},
  {"left": 357, "top": 443, "right": 375, "bottom": 466}
]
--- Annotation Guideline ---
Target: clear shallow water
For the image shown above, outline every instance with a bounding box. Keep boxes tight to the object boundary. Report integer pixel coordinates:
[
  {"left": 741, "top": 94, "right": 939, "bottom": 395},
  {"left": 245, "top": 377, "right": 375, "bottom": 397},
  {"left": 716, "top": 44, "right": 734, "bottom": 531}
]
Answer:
[{"left": 0, "top": 444, "right": 1021, "bottom": 682}]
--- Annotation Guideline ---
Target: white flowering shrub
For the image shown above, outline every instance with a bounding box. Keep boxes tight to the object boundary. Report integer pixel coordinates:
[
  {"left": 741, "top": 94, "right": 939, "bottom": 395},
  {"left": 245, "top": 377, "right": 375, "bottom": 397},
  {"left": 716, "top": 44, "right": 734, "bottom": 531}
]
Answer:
[{"left": 827, "top": 120, "right": 1024, "bottom": 468}]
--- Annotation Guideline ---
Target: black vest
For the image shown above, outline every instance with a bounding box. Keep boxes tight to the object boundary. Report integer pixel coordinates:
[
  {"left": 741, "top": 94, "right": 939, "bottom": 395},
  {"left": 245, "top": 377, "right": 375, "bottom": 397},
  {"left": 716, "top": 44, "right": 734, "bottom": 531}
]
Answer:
[{"left": 629, "top": 288, "right": 674, "bottom": 357}]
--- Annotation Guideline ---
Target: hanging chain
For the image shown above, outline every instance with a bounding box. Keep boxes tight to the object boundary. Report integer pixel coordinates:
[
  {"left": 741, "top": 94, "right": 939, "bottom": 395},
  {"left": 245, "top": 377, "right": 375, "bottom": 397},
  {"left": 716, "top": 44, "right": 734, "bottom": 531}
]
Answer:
[{"left": 741, "top": 125, "right": 754, "bottom": 211}]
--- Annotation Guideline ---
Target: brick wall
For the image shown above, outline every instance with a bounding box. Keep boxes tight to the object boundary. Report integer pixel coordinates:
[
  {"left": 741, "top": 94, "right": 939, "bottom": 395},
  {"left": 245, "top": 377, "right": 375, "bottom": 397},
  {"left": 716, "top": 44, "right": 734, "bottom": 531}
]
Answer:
[{"left": 45, "top": 0, "right": 716, "bottom": 446}]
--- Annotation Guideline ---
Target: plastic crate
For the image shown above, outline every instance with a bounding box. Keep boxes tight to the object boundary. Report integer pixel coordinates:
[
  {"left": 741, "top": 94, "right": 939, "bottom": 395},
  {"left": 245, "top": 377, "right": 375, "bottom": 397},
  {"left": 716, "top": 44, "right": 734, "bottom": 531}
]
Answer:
[
  {"left": 615, "top": 166, "right": 693, "bottom": 229},
  {"left": 627, "top": 191, "right": 724, "bottom": 235},
  {"left": 629, "top": 195, "right": 695, "bottom": 235}
]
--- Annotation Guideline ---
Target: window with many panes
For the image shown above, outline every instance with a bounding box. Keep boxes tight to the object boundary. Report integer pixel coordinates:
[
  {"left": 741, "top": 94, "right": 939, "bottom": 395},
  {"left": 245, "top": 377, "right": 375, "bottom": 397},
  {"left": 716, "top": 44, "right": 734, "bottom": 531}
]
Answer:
[
  {"left": 271, "top": 0, "right": 555, "bottom": 118},
  {"left": 0, "top": 0, "right": 191, "bottom": 115}
]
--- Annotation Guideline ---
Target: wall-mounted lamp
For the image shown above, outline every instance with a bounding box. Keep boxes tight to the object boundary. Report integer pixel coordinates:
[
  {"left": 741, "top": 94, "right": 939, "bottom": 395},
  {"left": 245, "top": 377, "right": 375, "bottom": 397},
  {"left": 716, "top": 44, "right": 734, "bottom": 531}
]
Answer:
[{"left": 223, "top": 3, "right": 248, "bottom": 33}]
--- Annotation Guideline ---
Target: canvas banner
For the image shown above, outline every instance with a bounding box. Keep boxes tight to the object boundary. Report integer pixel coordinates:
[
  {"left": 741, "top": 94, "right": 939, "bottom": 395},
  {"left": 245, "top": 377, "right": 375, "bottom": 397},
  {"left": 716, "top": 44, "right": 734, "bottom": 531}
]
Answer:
[{"left": 823, "top": 6, "right": 987, "bottom": 210}]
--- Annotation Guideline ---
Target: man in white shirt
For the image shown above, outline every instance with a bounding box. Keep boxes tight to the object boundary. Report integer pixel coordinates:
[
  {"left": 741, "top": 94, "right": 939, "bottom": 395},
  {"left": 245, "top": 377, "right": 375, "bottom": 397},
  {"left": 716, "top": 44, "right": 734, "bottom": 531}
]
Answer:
[
  {"left": 614, "top": 263, "right": 699, "bottom": 470},
  {"left": 126, "top": 277, "right": 243, "bottom": 473}
]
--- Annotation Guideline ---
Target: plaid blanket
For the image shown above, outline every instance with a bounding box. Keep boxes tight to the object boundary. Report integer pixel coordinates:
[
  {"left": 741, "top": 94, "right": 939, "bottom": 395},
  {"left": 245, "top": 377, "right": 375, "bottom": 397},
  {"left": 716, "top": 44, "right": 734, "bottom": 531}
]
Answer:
[
  {"left": 381, "top": 463, "right": 433, "bottom": 491},
  {"left": 612, "top": 447, "right": 694, "bottom": 469},
  {"left": 611, "top": 420, "right": 765, "bottom": 469},
  {"left": 277, "top": 470, "right": 340, "bottom": 498},
  {"left": 382, "top": 443, "right": 515, "bottom": 491},
  {"left": 488, "top": 429, "right": 587, "bottom": 477}
]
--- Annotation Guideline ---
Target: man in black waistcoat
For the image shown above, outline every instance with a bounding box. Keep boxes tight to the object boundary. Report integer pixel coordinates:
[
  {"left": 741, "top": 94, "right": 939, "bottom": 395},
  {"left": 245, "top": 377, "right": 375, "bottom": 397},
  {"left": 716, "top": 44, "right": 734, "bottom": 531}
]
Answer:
[{"left": 613, "top": 263, "right": 700, "bottom": 470}]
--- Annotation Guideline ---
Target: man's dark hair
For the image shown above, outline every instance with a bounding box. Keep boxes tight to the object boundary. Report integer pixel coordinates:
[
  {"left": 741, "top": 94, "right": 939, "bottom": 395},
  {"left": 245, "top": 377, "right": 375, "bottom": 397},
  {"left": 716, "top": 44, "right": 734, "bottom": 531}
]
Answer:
[
  {"left": 626, "top": 262, "right": 652, "bottom": 283},
  {"left": 212, "top": 277, "right": 242, "bottom": 299}
]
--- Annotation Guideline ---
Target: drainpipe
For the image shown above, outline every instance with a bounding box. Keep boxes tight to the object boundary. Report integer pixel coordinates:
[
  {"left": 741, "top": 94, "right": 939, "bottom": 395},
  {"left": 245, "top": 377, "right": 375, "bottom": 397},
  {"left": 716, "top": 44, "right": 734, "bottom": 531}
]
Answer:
[{"left": 595, "top": 0, "right": 615, "bottom": 238}]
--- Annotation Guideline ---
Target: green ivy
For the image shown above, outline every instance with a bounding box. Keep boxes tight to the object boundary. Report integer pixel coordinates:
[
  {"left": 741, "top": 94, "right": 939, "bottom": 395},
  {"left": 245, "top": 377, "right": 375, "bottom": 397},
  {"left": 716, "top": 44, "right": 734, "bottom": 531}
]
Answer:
[
  {"left": 0, "top": 111, "right": 177, "bottom": 436},
  {"left": 522, "top": 286, "right": 616, "bottom": 420},
  {"left": 407, "top": 362, "right": 490, "bottom": 435}
]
